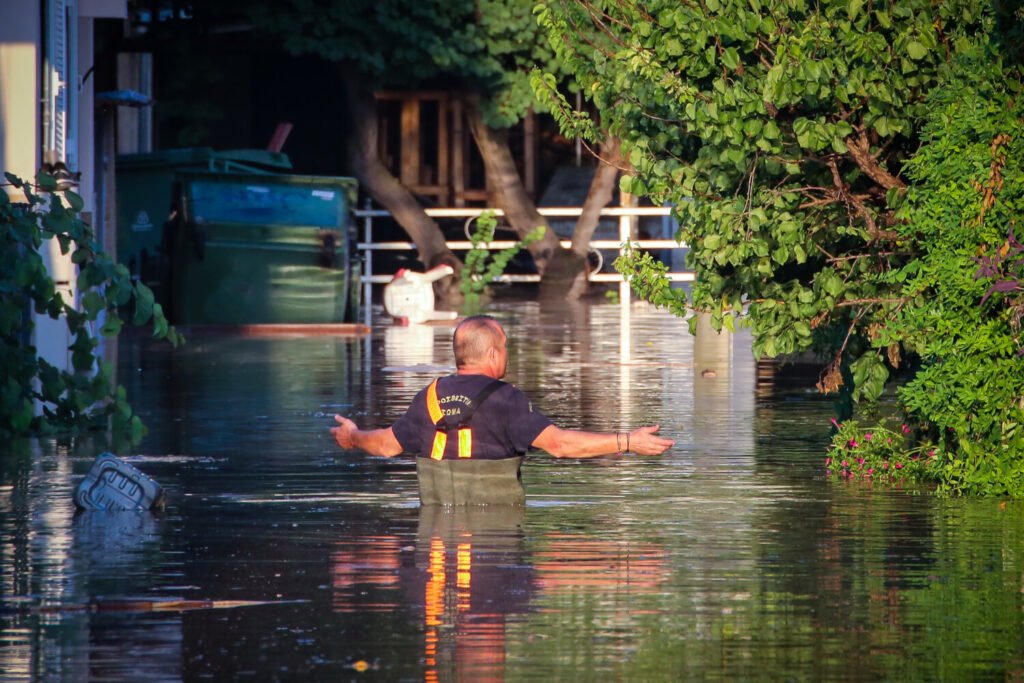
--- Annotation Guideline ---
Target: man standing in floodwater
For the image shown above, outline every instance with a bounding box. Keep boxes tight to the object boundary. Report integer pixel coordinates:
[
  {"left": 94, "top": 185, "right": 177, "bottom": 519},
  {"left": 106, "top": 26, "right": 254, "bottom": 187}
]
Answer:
[{"left": 331, "top": 314, "right": 675, "bottom": 504}]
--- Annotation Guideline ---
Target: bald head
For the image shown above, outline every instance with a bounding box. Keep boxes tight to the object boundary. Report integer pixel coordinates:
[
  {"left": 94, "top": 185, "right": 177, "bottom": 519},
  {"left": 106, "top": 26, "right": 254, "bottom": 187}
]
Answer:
[{"left": 453, "top": 315, "right": 506, "bottom": 372}]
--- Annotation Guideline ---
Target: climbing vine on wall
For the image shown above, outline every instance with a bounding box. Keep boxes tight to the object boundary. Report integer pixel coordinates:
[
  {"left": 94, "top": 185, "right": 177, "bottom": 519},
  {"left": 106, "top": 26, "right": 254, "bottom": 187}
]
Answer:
[{"left": 1, "top": 172, "right": 182, "bottom": 440}]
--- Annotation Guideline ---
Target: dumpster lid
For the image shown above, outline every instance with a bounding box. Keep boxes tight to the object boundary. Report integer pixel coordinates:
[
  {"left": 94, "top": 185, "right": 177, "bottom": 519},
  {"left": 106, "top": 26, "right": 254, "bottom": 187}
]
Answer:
[
  {"left": 177, "top": 170, "right": 359, "bottom": 227},
  {"left": 116, "top": 147, "right": 292, "bottom": 172}
]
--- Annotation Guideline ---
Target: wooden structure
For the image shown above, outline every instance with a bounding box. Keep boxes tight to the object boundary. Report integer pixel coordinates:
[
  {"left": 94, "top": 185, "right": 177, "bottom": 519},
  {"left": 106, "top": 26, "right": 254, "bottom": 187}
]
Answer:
[{"left": 374, "top": 91, "right": 537, "bottom": 206}]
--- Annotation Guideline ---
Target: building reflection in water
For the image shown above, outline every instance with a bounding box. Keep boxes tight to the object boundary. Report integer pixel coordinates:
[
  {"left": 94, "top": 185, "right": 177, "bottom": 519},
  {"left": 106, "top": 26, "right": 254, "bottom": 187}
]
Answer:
[{"left": 0, "top": 445, "right": 179, "bottom": 681}]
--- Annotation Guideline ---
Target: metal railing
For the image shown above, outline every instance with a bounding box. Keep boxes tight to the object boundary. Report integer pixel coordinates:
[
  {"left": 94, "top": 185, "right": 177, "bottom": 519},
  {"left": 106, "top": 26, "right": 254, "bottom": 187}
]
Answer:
[
  {"left": 354, "top": 205, "right": 692, "bottom": 292},
  {"left": 353, "top": 205, "right": 694, "bottom": 358}
]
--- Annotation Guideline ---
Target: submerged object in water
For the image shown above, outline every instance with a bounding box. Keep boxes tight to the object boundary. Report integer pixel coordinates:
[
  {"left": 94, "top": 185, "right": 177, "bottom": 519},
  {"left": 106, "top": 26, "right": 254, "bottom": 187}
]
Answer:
[
  {"left": 74, "top": 453, "right": 166, "bottom": 511},
  {"left": 383, "top": 265, "right": 459, "bottom": 324}
]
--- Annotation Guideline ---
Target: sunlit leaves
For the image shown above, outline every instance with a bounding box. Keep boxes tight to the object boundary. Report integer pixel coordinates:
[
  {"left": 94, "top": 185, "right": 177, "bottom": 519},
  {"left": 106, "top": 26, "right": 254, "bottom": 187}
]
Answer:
[{"left": 543, "top": 0, "right": 987, "bottom": 383}]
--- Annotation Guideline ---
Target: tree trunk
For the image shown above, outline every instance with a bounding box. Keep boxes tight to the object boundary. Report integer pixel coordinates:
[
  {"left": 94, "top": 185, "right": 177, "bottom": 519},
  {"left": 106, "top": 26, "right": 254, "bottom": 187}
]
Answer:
[
  {"left": 465, "top": 101, "right": 580, "bottom": 300},
  {"left": 341, "top": 69, "right": 463, "bottom": 306},
  {"left": 565, "top": 135, "right": 622, "bottom": 300}
]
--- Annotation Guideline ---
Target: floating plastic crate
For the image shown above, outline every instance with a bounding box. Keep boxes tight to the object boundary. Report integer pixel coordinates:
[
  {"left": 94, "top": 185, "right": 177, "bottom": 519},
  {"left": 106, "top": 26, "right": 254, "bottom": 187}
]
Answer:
[{"left": 74, "top": 453, "right": 166, "bottom": 511}]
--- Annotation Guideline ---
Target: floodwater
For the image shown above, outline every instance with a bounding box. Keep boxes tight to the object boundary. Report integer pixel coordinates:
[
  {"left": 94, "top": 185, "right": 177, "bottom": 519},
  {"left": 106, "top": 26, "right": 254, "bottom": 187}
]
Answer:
[{"left": 2, "top": 299, "right": 1023, "bottom": 681}]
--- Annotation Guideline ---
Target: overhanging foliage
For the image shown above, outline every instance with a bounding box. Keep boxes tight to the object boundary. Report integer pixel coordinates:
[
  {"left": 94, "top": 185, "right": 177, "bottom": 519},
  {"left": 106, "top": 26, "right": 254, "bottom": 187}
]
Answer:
[{"left": 538, "top": 0, "right": 1024, "bottom": 493}]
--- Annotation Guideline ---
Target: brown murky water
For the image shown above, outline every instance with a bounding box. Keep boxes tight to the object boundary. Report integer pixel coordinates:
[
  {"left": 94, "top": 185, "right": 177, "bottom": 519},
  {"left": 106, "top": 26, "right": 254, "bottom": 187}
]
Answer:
[{"left": 2, "top": 300, "right": 1023, "bottom": 681}]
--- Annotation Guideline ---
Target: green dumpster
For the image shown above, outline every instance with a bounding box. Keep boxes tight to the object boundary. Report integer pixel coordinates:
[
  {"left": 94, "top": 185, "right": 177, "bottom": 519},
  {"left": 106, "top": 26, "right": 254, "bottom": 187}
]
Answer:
[
  {"left": 169, "top": 171, "right": 358, "bottom": 325},
  {"left": 115, "top": 147, "right": 292, "bottom": 294}
]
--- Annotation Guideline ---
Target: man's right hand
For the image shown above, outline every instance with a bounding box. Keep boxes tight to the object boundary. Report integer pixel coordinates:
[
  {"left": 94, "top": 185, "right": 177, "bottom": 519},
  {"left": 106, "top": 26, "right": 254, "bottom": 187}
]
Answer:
[{"left": 330, "top": 417, "right": 403, "bottom": 457}]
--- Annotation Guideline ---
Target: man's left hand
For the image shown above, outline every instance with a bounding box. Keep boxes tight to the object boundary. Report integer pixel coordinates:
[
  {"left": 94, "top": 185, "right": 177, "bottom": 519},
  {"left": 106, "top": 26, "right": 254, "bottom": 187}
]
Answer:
[{"left": 331, "top": 414, "right": 357, "bottom": 449}]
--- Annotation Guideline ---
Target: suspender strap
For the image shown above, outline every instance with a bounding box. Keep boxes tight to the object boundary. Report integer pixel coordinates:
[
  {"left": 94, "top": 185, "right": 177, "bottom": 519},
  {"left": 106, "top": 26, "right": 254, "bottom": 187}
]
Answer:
[
  {"left": 425, "top": 378, "right": 505, "bottom": 460},
  {"left": 452, "top": 379, "right": 505, "bottom": 427}
]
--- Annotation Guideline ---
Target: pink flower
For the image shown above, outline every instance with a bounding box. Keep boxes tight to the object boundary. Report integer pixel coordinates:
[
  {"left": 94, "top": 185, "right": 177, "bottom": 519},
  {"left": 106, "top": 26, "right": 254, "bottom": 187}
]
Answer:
[
  {"left": 887, "top": 438, "right": 892, "bottom": 444},
  {"left": 849, "top": 439, "right": 858, "bottom": 448},
  {"left": 825, "top": 457, "right": 832, "bottom": 466},
  {"left": 929, "top": 450, "right": 935, "bottom": 457},
  {"left": 882, "top": 462, "right": 888, "bottom": 469},
  {"left": 865, "top": 433, "right": 873, "bottom": 441},
  {"left": 841, "top": 460, "right": 848, "bottom": 468},
  {"left": 903, "top": 424, "right": 910, "bottom": 434},
  {"left": 895, "top": 463, "right": 903, "bottom": 469},
  {"left": 857, "top": 458, "right": 864, "bottom": 465},
  {"left": 831, "top": 418, "right": 839, "bottom": 426},
  {"left": 866, "top": 468, "right": 874, "bottom": 474}
]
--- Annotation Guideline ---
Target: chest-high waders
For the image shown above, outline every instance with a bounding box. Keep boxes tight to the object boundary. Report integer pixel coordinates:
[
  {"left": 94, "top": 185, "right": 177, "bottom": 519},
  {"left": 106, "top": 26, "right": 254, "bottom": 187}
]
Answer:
[{"left": 416, "top": 378, "right": 526, "bottom": 506}]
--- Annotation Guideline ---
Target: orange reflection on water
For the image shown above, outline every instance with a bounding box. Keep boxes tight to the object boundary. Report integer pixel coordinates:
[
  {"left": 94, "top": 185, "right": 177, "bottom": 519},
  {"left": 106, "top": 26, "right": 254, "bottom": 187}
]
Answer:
[
  {"left": 533, "top": 534, "right": 670, "bottom": 594},
  {"left": 330, "top": 534, "right": 403, "bottom": 612},
  {"left": 423, "top": 533, "right": 507, "bottom": 683},
  {"left": 328, "top": 508, "right": 529, "bottom": 682}
]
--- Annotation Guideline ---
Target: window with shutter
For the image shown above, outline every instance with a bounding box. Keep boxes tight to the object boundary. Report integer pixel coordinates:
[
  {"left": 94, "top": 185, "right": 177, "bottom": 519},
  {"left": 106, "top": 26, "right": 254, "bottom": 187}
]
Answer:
[{"left": 43, "top": 0, "right": 78, "bottom": 170}]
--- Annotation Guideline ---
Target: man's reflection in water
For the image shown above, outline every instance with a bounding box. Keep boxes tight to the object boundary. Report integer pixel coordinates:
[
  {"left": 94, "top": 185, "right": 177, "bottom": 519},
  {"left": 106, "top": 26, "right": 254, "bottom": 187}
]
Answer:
[
  {"left": 413, "top": 506, "right": 531, "bottom": 682},
  {"left": 330, "top": 506, "right": 532, "bottom": 682}
]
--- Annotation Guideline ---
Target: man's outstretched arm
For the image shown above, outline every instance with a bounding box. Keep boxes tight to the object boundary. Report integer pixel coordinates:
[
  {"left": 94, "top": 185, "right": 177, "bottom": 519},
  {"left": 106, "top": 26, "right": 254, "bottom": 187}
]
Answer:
[
  {"left": 532, "top": 424, "right": 674, "bottom": 459},
  {"left": 331, "top": 415, "right": 403, "bottom": 457}
]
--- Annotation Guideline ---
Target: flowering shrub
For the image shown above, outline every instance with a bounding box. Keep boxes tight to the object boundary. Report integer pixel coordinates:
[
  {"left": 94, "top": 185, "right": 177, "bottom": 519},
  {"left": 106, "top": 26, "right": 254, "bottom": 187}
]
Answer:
[{"left": 826, "top": 420, "right": 942, "bottom": 486}]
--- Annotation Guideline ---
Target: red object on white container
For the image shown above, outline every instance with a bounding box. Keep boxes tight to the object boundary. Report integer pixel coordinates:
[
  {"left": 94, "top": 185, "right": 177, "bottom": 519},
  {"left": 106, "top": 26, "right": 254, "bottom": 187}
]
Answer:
[{"left": 383, "top": 265, "right": 459, "bottom": 324}]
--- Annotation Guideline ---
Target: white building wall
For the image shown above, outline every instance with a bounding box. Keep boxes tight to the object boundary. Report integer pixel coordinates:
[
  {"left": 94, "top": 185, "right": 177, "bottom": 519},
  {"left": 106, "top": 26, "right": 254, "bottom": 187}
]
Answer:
[
  {"left": 1, "top": 1, "right": 124, "bottom": 379},
  {"left": 0, "top": 1, "right": 42, "bottom": 194}
]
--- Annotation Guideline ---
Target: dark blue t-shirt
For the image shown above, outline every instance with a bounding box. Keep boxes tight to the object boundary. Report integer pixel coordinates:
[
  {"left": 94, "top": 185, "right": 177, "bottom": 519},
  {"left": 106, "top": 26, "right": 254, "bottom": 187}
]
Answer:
[{"left": 392, "top": 374, "right": 553, "bottom": 460}]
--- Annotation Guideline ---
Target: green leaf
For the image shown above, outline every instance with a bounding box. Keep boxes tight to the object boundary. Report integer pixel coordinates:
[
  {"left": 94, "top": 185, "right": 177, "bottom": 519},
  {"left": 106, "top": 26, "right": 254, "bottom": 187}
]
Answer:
[
  {"left": 152, "top": 303, "right": 169, "bottom": 338},
  {"left": 99, "top": 313, "right": 124, "bottom": 338},
  {"left": 722, "top": 47, "right": 740, "bottom": 71},
  {"left": 133, "top": 282, "right": 155, "bottom": 325},
  {"left": 81, "top": 291, "right": 105, "bottom": 317},
  {"left": 823, "top": 273, "right": 844, "bottom": 298},
  {"left": 906, "top": 41, "right": 928, "bottom": 60},
  {"left": 64, "top": 190, "right": 84, "bottom": 212},
  {"left": 11, "top": 400, "right": 34, "bottom": 431},
  {"left": 36, "top": 172, "right": 57, "bottom": 192}
]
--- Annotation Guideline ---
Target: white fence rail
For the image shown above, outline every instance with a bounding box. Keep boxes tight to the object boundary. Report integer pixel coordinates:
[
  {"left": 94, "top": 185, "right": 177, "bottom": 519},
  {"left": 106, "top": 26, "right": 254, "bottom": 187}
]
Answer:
[
  {"left": 353, "top": 205, "right": 694, "bottom": 358},
  {"left": 353, "top": 205, "right": 693, "bottom": 288}
]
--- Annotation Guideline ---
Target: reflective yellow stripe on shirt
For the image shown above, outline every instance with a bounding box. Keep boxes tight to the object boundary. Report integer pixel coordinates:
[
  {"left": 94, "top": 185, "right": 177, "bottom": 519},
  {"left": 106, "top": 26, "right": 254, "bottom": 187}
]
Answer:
[
  {"left": 426, "top": 379, "right": 443, "bottom": 423},
  {"left": 430, "top": 432, "right": 447, "bottom": 461},
  {"left": 458, "top": 428, "right": 472, "bottom": 458},
  {"left": 426, "top": 380, "right": 446, "bottom": 460}
]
